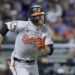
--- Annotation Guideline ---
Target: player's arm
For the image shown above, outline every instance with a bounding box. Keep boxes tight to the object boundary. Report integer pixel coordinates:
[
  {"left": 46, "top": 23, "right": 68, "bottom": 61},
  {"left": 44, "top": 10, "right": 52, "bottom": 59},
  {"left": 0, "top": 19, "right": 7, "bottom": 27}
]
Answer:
[
  {"left": 0, "top": 21, "right": 28, "bottom": 43},
  {"left": 0, "top": 21, "right": 18, "bottom": 43},
  {"left": 0, "top": 23, "right": 9, "bottom": 43},
  {"left": 42, "top": 44, "right": 54, "bottom": 55},
  {"left": 44, "top": 27, "right": 54, "bottom": 55},
  {"left": 37, "top": 37, "right": 54, "bottom": 55},
  {"left": 37, "top": 27, "right": 54, "bottom": 55},
  {"left": 43, "top": 33, "right": 54, "bottom": 55}
]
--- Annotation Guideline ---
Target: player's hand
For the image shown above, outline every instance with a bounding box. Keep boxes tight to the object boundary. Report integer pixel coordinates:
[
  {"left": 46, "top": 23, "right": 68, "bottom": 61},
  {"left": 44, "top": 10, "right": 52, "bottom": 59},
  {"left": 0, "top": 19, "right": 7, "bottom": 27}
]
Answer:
[{"left": 35, "top": 37, "right": 45, "bottom": 50}]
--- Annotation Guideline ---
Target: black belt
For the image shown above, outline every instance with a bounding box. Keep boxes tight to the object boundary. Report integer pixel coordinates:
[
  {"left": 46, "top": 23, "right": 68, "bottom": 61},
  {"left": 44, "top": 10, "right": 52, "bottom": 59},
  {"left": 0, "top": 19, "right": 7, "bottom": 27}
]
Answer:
[{"left": 14, "top": 57, "right": 35, "bottom": 63}]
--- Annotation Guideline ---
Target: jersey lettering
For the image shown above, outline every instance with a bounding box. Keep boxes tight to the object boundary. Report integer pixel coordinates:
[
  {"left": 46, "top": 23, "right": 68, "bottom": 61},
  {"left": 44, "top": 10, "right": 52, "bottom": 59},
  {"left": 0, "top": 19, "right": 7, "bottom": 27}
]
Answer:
[{"left": 22, "top": 34, "right": 45, "bottom": 44}]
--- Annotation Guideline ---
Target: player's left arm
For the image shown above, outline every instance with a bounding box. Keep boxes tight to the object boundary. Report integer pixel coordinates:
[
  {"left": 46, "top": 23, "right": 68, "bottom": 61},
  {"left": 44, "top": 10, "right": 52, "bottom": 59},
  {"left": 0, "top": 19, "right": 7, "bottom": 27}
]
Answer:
[
  {"left": 43, "top": 28, "right": 54, "bottom": 55},
  {"left": 43, "top": 44, "right": 54, "bottom": 55},
  {"left": 37, "top": 27, "right": 54, "bottom": 55}
]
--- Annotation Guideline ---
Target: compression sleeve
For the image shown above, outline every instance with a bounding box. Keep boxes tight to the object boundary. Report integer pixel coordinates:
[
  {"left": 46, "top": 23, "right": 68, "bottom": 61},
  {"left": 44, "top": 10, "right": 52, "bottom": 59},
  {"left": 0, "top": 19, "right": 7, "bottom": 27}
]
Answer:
[
  {"left": 0, "top": 24, "right": 9, "bottom": 36},
  {"left": 47, "top": 44, "right": 54, "bottom": 56}
]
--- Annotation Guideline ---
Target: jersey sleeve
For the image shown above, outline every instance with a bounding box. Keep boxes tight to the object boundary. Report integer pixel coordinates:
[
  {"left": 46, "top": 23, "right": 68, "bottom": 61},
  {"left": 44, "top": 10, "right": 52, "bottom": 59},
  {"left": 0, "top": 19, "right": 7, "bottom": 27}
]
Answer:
[
  {"left": 5, "top": 21, "right": 28, "bottom": 32},
  {"left": 45, "top": 27, "right": 53, "bottom": 45}
]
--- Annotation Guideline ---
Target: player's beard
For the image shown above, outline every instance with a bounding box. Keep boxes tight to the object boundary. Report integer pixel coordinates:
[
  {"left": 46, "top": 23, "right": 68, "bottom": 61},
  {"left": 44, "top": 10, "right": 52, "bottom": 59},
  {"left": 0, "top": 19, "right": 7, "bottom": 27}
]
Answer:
[{"left": 35, "top": 19, "right": 44, "bottom": 27}]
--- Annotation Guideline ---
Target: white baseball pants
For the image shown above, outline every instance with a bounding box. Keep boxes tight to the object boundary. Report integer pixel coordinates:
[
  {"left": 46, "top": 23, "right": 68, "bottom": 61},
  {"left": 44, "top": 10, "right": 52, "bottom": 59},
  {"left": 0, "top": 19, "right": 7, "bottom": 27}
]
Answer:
[{"left": 10, "top": 57, "right": 39, "bottom": 75}]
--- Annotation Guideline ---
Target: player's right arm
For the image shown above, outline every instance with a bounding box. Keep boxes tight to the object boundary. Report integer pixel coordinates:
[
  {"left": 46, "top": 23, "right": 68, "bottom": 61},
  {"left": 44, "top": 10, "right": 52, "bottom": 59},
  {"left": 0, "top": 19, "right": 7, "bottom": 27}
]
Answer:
[
  {"left": 0, "top": 21, "right": 28, "bottom": 43},
  {"left": 0, "top": 22, "right": 13, "bottom": 43},
  {"left": 0, "top": 23, "right": 9, "bottom": 43}
]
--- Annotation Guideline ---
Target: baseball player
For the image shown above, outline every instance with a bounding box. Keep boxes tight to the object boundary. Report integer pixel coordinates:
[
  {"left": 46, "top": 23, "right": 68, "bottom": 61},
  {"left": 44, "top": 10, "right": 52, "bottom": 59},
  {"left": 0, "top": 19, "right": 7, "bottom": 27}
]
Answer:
[{"left": 0, "top": 5, "right": 54, "bottom": 75}]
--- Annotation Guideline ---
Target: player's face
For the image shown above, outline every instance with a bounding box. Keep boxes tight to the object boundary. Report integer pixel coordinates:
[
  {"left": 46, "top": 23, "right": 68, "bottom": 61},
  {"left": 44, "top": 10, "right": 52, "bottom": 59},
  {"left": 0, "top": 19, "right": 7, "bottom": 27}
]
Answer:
[{"left": 35, "top": 14, "right": 44, "bottom": 26}]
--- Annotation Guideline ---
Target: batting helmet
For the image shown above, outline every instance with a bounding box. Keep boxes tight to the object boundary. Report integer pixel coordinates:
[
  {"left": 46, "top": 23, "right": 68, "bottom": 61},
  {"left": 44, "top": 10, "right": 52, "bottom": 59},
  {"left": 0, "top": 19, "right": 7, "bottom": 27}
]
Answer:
[{"left": 29, "top": 4, "right": 45, "bottom": 25}]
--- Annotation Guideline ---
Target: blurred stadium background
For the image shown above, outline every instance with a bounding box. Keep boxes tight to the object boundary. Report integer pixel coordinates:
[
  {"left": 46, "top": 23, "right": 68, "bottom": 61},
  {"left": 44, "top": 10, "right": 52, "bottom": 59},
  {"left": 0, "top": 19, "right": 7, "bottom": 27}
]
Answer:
[{"left": 0, "top": 0, "right": 75, "bottom": 75}]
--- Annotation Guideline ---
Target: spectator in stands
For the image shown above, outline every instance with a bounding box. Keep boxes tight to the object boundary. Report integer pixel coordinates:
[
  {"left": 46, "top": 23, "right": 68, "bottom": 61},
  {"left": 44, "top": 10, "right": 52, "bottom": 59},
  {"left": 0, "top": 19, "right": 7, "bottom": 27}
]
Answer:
[
  {"left": 60, "top": 0, "right": 70, "bottom": 19},
  {"left": 13, "top": 1, "right": 22, "bottom": 12},
  {"left": 21, "top": 0, "right": 32, "bottom": 19},
  {"left": 1, "top": 3, "right": 11, "bottom": 22},
  {"left": 65, "top": 11, "right": 74, "bottom": 24},
  {"left": 52, "top": 17, "right": 68, "bottom": 41},
  {"left": 17, "top": 11, "right": 27, "bottom": 20},
  {"left": 12, "top": 1, "right": 27, "bottom": 20},
  {"left": 46, "top": 3, "right": 62, "bottom": 24},
  {"left": 53, "top": 17, "right": 68, "bottom": 36},
  {"left": 10, "top": 10, "right": 18, "bottom": 20},
  {"left": 52, "top": 25, "right": 64, "bottom": 41},
  {"left": 21, "top": 0, "right": 31, "bottom": 13},
  {"left": 63, "top": 21, "right": 74, "bottom": 42}
]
